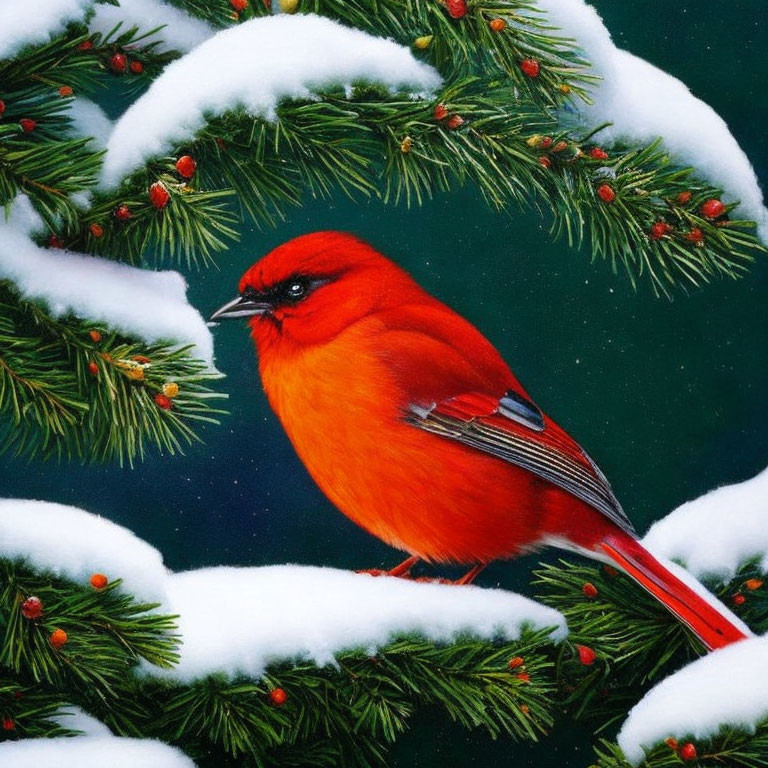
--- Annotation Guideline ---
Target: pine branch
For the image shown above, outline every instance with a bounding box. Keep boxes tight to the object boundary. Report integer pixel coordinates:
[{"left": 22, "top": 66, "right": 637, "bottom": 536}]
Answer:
[{"left": 0, "top": 282, "right": 225, "bottom": 464}]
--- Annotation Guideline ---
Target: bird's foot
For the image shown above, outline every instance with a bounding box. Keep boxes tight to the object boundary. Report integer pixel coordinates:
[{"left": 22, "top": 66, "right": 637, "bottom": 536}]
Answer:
[{"left": 356, "top": 555, "right": 420, "bottom": 580}]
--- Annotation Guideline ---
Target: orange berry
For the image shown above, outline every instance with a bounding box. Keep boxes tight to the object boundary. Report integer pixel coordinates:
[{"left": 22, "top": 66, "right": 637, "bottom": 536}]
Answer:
[
  {"left": 433, "top": 103, "right": 448, "bottom": 121},
  {"left": 676, "top": 190, "right": 692, "bottom": 205},
  {"left": 90, "top": 573, "right": 108, "bottom": 589},
  {"left": 596, "top": 184, "right": 615, "bottom": 203},
  {"left": 745, "top": 578, "right": 764, "bottom": 591},
  {"left": 50, "top": 628, "right": 68, "bottom": 648},
  {"left": 88, "top": 361, "right": 99, "bottom": 376},
  {"left": 582, "top": 582, "right": 598, "bottom": 598},
  {"left": 665, "top": 738, "right": 679, "bottom": 750},
  {"left": 576, "top": 644, "right": 596, "bottom": 666},
  {"left": 552, "top": 140, "right": 568, "bottom": 153},
  {"left": 508, "top": 656, "right": 524, "bottom": 669},
  {"left": 89, "top": 223, "right": 104, "bottom": 238},
  {"left": 489, "top": 18, "right": 506, "bottom": 32},
  {"left": 129, "top": 60, "right": 144, "bottom": 74},
  {"left": 89, "top": 330, "right": 102, "bottom": 342},
  {"left": 58, "top": 85, "right": 73, "bottom": 97},
  {"left": 446, "top": 114, "right": 465, "bottom": 130},
  {"left": 269, "top": 687, "right": 287, "bottom": 705},
  {"left": 154, "top": 393, "right": 173, "bottom": 410},
  {"left": 515, "top": 672, "right": 530, "bottom": 683}
]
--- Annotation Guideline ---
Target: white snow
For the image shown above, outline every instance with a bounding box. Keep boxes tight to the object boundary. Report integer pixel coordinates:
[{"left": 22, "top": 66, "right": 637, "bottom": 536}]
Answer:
[
  {"left": 89, "top": 0, "right": 215, "bottom": 54},
  {"left": 538, "top": 0, "right": 768, "bottom": 240},
  {"left": 0, "top": 737, "right": 197, "bottom": 768},
  {"left": 52, "top": 706, "right": 114, "bottom": 737},
  {"left": 0, "top": 0, "right": 92, "bottom": 60},
  {"left": 618, "top": 635, "right": 768, "bottom": 763},
  {"left": 644, "top": 465, "right": 768, "bottom": 582},
  {"left": 101, "top": 14, "right": 441, "bottom": 187},
  {"left": 0, "top": 197, "right": 215, "bottom": 367},
  {"left": 157, "top": 565, "right": 567, "bottom": 682},
  {"left": 0, "top": 499, "right": 169, "bottom": 603},
  {"left": 69, "top": 98, "right": 114, "bottom": 149}
]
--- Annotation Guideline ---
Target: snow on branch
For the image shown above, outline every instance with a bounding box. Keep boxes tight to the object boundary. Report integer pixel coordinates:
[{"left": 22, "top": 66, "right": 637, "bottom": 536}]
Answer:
[
  {"left": 0, "top": 737, "right": 198, "bottom": 768},
  {"left": 0, "top": 0, "right": 92, "bottom": 60},
  {"left": 0, "top": 498, "right": 566, "bottom": 680},
  {"left": 100, "top": 14, "right": 442, "bottom": 187},
  {"left": 89, "top": 0, "right": 216, "bottom": 54},
  {"left": 160, "top": 565, "right": 567, "bottom": 682},
  {"left": 0, "top": 499, "right": 169, "bottom": 603},
  {"left": 0, "top": 196, "right": 215, "bottom": 367},
  {"left": 643, "top": 465, "right": 768, "bottom": 582},
  {"left": 539, "top": 0, "right": 768, "bottom": 240},
  {"left": 618, "top": 635, "right": 768, "bottom": 764}
]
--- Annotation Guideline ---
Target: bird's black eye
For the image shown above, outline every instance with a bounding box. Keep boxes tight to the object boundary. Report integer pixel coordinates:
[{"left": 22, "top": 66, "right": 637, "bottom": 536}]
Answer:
[{"left": 284, "top": 280, "right": 308, "bottom": 301}]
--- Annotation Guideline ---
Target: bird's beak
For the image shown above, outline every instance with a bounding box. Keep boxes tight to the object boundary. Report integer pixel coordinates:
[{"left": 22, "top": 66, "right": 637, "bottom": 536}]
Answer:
[{"left": 210, "top": 295, "right": 271, "bottom": 321}]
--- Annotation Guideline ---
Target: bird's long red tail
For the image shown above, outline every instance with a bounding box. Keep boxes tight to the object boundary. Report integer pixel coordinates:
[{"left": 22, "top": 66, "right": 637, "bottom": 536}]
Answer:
[{"left": 599, "top": 532, "right": 749, "bottom": 651}]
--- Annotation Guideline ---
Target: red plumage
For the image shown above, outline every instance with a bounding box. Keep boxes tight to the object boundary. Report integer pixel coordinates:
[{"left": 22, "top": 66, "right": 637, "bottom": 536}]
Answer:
[{"left": 213, "top": 231, "right": 748, "bottom": 651}]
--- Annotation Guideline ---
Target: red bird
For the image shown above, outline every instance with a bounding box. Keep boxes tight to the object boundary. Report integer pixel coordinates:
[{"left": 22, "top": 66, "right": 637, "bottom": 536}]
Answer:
[{"left": 212, "top": 231, "right": 748, "bottom": 651}]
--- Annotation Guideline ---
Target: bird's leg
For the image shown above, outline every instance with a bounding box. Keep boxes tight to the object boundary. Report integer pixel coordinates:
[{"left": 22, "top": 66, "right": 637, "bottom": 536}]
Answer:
[
  {"left": 356, "top": 555, "right": 420, "bottom": 579},
  {"left": 454, "top": 564, "right": 486, "bottom": 585}
]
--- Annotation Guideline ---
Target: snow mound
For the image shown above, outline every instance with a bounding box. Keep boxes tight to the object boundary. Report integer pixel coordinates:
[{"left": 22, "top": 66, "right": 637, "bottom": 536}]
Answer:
[
  {"left": 101, "top": 14, "right": 441, "bottom": 186},
  {"left": 89, "top": 0, "right": 215, "bottom": 54},
  {"left": 0, "top": 737, "right": 197, "bottom": 768},
  {"left": 0, "top": 0, "right": 92, "bottom": 60},
  {"left": 52, "top": 706, "right": 114, "bottom": 737},
  {"left": 69, "top": 98, "right": 114, "bottom": 149},
  {"left": 159, "top": 565, "right": 567, "bottom": 682},
  {"left": 644, "top": 465, "right": 768, "bottom": 582},
  {"left": 538, "top": 0, "right": 768, "bottom": 240},
  {"left": 0, "top": 197, "right": 215, "bottom": 367},
  {"left": 618, "top": 635, "right": 768, "bottom": 764},
  {"left": 0, "top": 499, "right": 169, "bottom": 603}
]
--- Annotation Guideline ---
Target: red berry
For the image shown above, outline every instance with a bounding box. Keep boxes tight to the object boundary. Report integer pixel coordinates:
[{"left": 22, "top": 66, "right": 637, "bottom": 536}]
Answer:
[
  {"left": 679, "top": 742, "right": 697, "bottom": 761},
  {"left": 149, "top": 182, "right": 171, "bottom": 209},
  {"left": 175, "top": 155, "right": 197, "bottom": 179},
  {"left": 685, "top": 228, "right": 704, "bottom": 245},
  {"left": 88, "top": 361, "right": 99, "bottom": 376},
  {"left": 508, "top": 656, "right": 524, "bottom": 669},
  {"left": 538, "top": 156, "right": 552, "bottom": 168},
  {"left": 603, "top": 565, "right": 619, "bottom": 577},
  {"left": 676, "top": 190, "right": 692, "bottom": 205},
  {"left": 89, "top": 330, "right": 102, "bottom": 342},
  {"left": 58, "top": 85, "right": 73, "bottom": 97},
  {"left": 520, "top": 58, "right": 540, "bottom": 78},
  {"left": 540, "top": 137, "right": 553, "bottom": 149},
  {"left": 596, "top": 184, "right": 615, "bottom": 203},
  {"left": 90, "top": 573, "right": 108, "bottom": 589},
  {"left": 2, "top": 717, "right": 14, "bottom": 731},
  {"left": 489, "top": 18, "right": 506, "bottom": 32},
  {"left": 445, "top": 0, "right": 468, "bottom": 19},
  {"left": 649, "top": 221, "right": 672, "bottom": 240},
  {"left": 269, "top": 687, "right": 287, "bottom": 706},
  {"left": 515, "top": 672, "right": 530, "bottom": 683},
  {"left": 700, "top": 198, "right": 725, "bottom": 218},
  {"left": 576, "top": 644, "right": 596, "bottom": 666},
  {"left": 110, "top": 53, "right": 127, "bottom": 73},
  {"left": 154, "top": 393, "right": 173, "bottom": 410},
  {"left": 589, "top": 147, "right": 609, "bottom": 160},
  {"left": 732, "top": 592, "right": 746, "bottom": 606},
  {"left": 89, "top": 223, "right": 104, "bottom": 238},
  {"left": 433, "top": 103, "right": 448, "bottom": 121},
  {"left": 20, "top": 596, "right": 43, "bottom": 620},
  {"left": 50, "top": 628, "right": 68, "bottom": 648},
  {"left": 230, "top": 0, "right": 248, "bottom": 9},
  {"left": 77, "top": 40, "right": 93, "bottom": 51},
  {"left": 129, "top": 60, "right": 144, "bottom": 74},
  {"left": 582, "top": 582, "right": 598, "bottom": 598},
  {"left": 48, "top": 234, "right": 63, "bottom": 249},
  {"left": 0, "top": 99, "right": 5, "bottom": 116},
  {"left": 115, "top": 204, "right": 132, "bottom": 221},
  {"left": 20, "top": 118, "right": 36, "bottom": 133},
  {"left": 446, "top": 114, "right": 464, "bottom": 130}
]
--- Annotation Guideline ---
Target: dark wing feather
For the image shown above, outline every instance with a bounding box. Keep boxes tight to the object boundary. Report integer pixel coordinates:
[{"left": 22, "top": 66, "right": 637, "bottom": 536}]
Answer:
[{"left": 407, "top": 392, "right": 634, "bottom": 535}]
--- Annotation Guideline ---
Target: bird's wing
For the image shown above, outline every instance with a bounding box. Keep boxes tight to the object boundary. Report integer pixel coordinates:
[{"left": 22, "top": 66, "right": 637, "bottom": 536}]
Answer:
[{"left": 406, "top": 391, "right": 635, "bottom": 535}]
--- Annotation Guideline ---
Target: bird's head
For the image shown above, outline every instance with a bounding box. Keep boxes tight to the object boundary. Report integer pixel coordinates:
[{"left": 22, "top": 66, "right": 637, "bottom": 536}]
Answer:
[{"left": 211, "top": 231, "right": 423, "bottom": 351}]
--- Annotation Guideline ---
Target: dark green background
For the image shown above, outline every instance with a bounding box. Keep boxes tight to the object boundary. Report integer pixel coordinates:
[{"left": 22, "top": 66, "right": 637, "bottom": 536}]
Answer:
[{"left": 1, "top": 2, "right": 766, "bottom": 765}]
